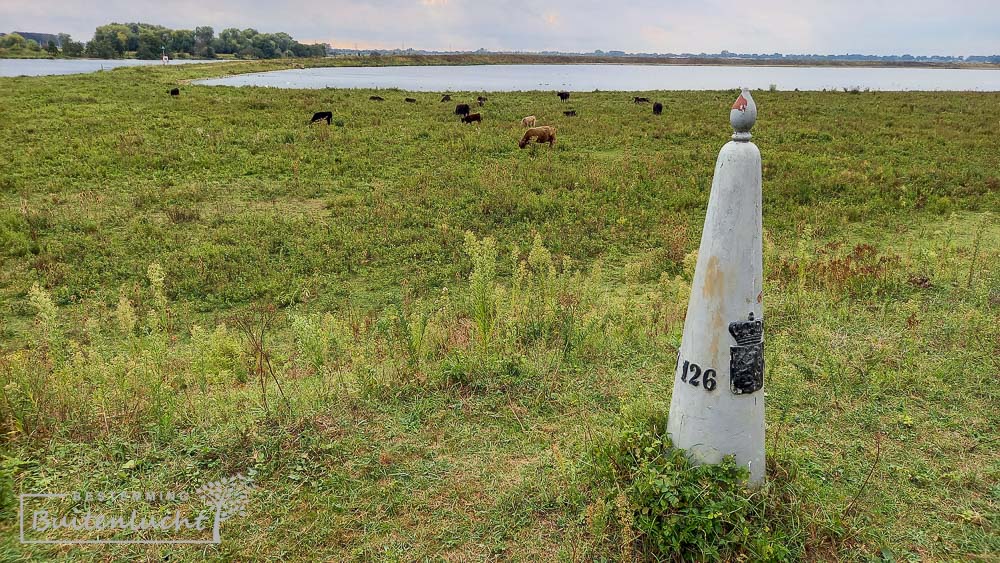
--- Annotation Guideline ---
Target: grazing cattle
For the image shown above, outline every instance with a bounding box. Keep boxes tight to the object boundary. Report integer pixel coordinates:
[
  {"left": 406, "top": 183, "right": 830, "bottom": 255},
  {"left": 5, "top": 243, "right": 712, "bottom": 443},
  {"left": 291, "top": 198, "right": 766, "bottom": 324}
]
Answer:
[
  {"left": 169, "top": 88, "right": 180, "bottom": 96},
  {"left": 563, "top": 110, "right": 577, "bottom": 117},
  {"left": 653, "top": 102, "right": 663, "bottom": 115},
  {"left": 633, "top": 96, "right": 650, "bottom": 103},
  {"left": 454, "top": 103, "right": 471, "bottom": 116},
  {"left": 405, "top": 97, "right": 417, "bottom": 103},
  {"left": 521, "top": 115, "right": 536, "bottom": 127},
  {"left": 518, "top": 126, "right": 556, "bottom": 149},
  {"left": 441, "top": 94, "right": 452, "bottom": 102},
  {"left": 462, "top": 113, "right": 482, "bottom": 124},
  {"left": 477, "top": 96, "right": 488, "bottom": 103},
  {"left": 557, "top": 91, "right": 570, "bottom": 100},
  {"left": 369, "top": 95, "right": 385, "bottom": 101},
  {"left": 309, "top": 111, "right": 333, "bottom": 125}
]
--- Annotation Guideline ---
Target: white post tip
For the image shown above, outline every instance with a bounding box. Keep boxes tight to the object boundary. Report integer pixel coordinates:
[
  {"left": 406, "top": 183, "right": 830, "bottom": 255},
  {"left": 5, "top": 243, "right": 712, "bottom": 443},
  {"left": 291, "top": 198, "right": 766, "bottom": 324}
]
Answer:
[{"left": 730, "top": 87, "right": 757, "bottom": 142}]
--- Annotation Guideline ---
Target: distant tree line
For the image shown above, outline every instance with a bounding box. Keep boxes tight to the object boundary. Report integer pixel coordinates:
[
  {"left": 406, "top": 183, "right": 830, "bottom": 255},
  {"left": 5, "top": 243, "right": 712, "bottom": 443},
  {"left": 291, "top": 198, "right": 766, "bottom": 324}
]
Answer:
[
  {"left": 583, "top": 49, "right": 1000, "bottom": 64},
  {"left": 0, "top": 33, "right": 42, "bottom": 52},
  {"left": 85, "top": 23, "right": 326, "bottom": 59},
  {"left": 1, "top": 23, "right": 327, "bottom": 59},
  {"left": 326, "top": 46, "right": 1000, "bottom": 64},
  {"left": 5, "top": 27, "right": 998, "bottom": 63},
  {"left": 0, "top": 32, "right": 84, "bottom": 56}
]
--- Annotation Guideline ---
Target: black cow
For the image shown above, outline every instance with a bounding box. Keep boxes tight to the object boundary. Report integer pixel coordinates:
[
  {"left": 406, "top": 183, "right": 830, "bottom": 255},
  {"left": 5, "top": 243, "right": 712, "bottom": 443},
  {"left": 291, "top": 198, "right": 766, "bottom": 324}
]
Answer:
[
  {"left": 477, "top": 96, "right": 488, "bottom": 103},
  {"left": 369, "top": 95, "right": 385, "bottom": 101},
  {"left": 563, "top": 110, "right": 577, "bottom": 117},
  {"left": 441, "top": 94, "right": 452, "bottom": 102},
  {"left": 557, "top": 91, "right": 570, "bottom": 100},
  {"left": 309, "top": 111, "right": 333, "bottom": 125},
  {"left": 405, "top": 97, "right": 417, "bottom": 103},
  {"left": 462, "top": 113, "right": 482, "bottom": 124},
  {"left": 454, "top": 103, "right": 471, "bottom": 116},
  {"left": 633, "top": 96, "right": 650, "bottom": 103},
  {"left": 169, "top": 88, "right": 180, "bottom": 96},
  {"left": 653, "top": 102, "right": 663, "bottom": 115}
]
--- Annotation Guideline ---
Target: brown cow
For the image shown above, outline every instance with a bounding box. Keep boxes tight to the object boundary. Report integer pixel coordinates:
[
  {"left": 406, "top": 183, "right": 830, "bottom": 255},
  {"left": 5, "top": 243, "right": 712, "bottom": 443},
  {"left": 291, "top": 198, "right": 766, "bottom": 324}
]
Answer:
[
  {"left": 462, "top": 113, "right": 482, "bottom": 124},
  {"left": 521, "top": 115, "right": 537, "bottom": 127},
  {"left": 518, "top": 126, "right": 556, "bottom": 149}
]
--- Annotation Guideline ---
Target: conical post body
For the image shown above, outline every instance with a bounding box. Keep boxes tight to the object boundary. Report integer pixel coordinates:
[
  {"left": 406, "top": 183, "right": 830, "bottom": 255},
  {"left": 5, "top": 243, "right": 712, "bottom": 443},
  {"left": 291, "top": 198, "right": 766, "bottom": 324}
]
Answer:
[{"left": 667, "top": 97, "right": 765, "bottom": 483}]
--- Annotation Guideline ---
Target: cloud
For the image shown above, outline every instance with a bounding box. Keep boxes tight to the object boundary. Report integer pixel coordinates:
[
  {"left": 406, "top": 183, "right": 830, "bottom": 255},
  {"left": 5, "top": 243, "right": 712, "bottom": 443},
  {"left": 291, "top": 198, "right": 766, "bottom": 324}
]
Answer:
[{"left": 0, "top": 0, "right": 996, "bottom": 55}]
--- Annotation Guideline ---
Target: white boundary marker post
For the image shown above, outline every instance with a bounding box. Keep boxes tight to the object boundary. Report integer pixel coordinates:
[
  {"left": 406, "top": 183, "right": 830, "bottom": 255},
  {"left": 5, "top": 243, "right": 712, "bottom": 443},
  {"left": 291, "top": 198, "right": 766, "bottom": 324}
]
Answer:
[{"left": 667, "top": 88, "right": 765, "bottom": 484}]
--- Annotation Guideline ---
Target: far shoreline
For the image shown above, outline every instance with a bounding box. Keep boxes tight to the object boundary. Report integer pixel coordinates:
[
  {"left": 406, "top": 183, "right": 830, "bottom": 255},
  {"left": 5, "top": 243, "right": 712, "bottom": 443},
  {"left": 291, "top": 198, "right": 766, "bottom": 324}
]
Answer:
[{"left": 3, "top": 52, "right": 1000, "bottom": 70}]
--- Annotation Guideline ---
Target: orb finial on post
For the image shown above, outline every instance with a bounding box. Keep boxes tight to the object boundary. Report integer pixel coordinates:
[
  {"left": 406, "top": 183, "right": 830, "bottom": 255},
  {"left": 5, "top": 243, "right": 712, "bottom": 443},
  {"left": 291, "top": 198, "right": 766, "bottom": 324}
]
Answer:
[{"left": 730, "top": 87, "right": 757, "bottom": 142}]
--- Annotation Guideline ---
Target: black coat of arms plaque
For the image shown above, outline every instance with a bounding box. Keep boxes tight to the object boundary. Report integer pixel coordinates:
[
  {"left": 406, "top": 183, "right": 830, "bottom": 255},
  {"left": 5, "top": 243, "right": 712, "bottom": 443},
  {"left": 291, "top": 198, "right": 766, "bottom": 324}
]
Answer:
[{"left": 728, "top": 312, "right": 764, "bottom": 395}]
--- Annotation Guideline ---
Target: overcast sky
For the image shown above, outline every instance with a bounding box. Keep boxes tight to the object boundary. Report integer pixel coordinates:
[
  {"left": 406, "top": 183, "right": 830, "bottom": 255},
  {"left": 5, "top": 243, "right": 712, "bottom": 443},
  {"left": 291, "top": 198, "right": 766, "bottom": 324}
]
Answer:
[{"left": 2, "top": 0, "right": 998, "bottom": 56}]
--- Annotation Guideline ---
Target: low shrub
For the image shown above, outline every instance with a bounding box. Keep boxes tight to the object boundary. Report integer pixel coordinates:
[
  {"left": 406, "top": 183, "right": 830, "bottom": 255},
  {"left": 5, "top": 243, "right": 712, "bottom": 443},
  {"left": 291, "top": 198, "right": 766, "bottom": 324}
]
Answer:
[{"left": 588, "top": 407, "right": 806, "bottom": 561}]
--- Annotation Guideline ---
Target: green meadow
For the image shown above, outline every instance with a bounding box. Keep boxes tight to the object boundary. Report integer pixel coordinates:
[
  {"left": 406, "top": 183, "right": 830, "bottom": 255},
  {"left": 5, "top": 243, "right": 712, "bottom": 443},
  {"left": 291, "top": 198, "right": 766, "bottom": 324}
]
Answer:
[{"left": 0, "top": 59, "right": 997, "bottom": 561}]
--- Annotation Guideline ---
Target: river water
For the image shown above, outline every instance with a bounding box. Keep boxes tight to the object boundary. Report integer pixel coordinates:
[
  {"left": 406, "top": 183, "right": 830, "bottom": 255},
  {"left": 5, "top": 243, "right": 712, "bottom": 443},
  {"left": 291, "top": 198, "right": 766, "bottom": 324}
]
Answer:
[
  {"left": 6, "top": 59, "right": 998, "bottom": 91},
  {"left": 191, "top": 63, "right": 1000, "bottom": 92},
  {"left": 0, "top": 58, "right": 225, "bottom": 77}
]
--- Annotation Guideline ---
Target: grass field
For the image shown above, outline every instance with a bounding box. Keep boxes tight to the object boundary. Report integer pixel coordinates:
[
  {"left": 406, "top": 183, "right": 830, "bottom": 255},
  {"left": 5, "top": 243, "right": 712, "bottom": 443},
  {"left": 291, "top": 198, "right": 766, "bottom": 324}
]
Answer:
[{"left": 0, "top": 58, "right": 997, "bottom": 561}]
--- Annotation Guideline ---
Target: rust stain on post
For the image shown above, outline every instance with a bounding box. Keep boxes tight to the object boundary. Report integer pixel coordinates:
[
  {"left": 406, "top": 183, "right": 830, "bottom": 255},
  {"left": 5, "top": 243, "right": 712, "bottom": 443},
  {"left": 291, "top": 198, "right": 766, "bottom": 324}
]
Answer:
[
  {"left": 701, "top": 255, "right": 724, "bottom": 300},
  {"left": 702, "top": 255, "right": 725, "bottom": 362}
]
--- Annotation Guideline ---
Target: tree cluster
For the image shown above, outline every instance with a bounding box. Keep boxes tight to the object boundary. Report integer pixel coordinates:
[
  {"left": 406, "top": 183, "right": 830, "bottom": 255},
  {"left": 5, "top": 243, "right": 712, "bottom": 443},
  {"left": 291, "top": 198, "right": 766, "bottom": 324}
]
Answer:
[
  {"left": 84, "top": 23, "right": 326, "bottom": 59},
  {"left": 2, "top": 23, "right": 324, "bottom": 59},
  {"left": 0, "top": 33, "right": 41, "bottom": 52}
]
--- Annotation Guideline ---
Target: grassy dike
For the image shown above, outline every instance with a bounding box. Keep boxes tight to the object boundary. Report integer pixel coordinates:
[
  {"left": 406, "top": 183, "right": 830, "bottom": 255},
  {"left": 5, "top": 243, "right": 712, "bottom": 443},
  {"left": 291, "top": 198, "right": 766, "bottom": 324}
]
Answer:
[{"left": 0, "top": 58, "right": 997, "bottom": 560}]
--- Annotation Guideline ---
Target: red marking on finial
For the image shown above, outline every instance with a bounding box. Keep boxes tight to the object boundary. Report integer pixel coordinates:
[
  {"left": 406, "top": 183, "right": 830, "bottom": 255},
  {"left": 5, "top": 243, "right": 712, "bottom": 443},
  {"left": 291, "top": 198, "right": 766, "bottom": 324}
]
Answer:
[{"left": 732, "top": 94, "right": 748, "bottom": 111}]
